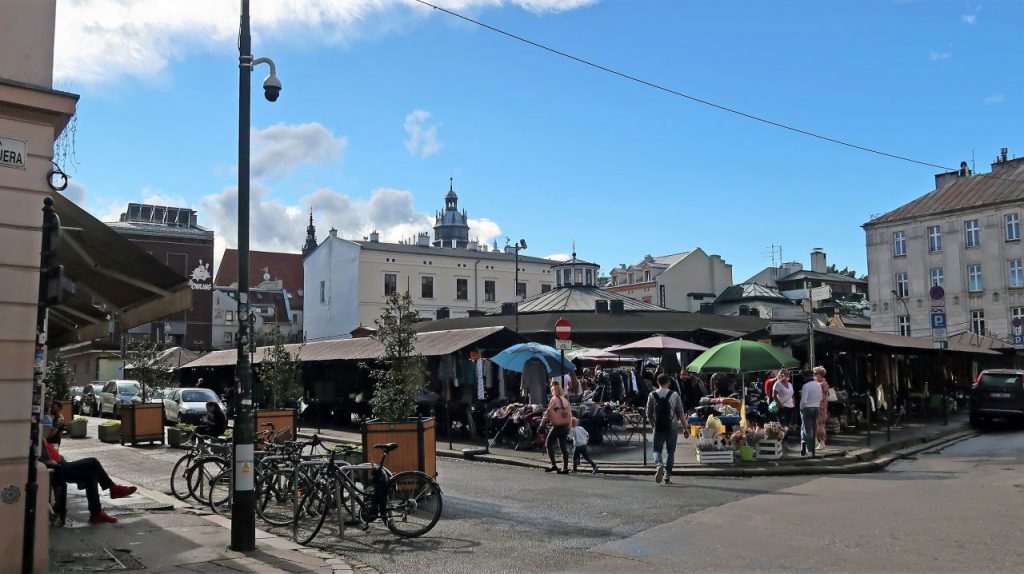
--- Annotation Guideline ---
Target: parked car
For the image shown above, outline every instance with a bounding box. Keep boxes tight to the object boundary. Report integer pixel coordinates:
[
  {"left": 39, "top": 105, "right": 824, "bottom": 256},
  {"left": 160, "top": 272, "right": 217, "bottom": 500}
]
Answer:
[
  {"left": 98, "top": 379, "right": 143, "bottom": 419},
  {"left": 970, "top": 369, "right": 1024, "bottom": 427},
  {"left": 165, "top": 387, "right": 225, "bottom": 425},
  {"left": 77, "top": 383, "right": 101, "bottom": 416}
]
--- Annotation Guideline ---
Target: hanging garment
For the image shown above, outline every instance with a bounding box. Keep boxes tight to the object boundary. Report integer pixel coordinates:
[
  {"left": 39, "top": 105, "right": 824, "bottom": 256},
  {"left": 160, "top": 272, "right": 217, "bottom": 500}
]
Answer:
[{"left": 476, "top": 359, "right": 485, "bottom": 400}]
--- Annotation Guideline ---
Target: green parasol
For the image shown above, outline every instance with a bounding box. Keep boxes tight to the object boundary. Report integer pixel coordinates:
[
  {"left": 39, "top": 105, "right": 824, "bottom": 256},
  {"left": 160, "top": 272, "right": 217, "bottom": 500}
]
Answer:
[{"left": 686, "top": 340, "right": 799, "bottom": 374}]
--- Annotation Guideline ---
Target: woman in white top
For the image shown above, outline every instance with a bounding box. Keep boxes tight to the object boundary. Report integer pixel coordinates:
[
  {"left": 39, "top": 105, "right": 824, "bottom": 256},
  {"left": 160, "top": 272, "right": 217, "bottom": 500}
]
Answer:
[{"left": 771, "top": 370, "right": 796, "bottom": 431}]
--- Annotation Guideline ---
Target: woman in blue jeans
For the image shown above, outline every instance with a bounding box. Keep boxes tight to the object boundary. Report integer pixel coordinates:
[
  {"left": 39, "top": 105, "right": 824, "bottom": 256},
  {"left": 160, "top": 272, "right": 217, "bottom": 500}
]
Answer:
[{"left": 799, "top": 367, "right": 825, "bottom": 457}]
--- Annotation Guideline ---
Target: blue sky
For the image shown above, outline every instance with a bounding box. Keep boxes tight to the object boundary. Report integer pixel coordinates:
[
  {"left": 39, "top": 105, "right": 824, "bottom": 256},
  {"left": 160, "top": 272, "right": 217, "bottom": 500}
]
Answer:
[{"left": 55, "top": 0, "right": 1022, "bottom": 282}]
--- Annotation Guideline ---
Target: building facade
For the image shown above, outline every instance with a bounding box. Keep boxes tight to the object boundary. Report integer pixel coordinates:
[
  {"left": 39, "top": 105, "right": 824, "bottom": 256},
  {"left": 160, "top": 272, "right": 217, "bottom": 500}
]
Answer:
[
  {"left": 606, "top": 248, "right": 733, "bottom": 311},
  {"left": 213, "top": 248, "right": 305, "bottom": 349},
  {"left": 107, "top": 203, "right": 215, "bottom": 349},
  {"left": 864, "top": 151, "right": 1024, "bottom": 340}
]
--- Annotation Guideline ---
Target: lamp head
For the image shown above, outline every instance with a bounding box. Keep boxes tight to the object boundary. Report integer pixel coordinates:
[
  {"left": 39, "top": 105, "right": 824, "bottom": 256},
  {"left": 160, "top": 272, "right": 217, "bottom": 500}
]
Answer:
[{"left": 519, "top": 239, "right": 527, "bottom": 249}]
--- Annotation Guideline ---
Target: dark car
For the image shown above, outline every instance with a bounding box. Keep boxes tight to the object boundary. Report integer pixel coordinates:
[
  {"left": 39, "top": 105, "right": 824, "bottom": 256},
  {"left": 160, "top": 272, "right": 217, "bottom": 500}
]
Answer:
[
  {"left": 970, "top": 369, "right": 1024, "bottom": 427},
  {"left": 77, "top": 383, "right": 101, "bottom": 416}
]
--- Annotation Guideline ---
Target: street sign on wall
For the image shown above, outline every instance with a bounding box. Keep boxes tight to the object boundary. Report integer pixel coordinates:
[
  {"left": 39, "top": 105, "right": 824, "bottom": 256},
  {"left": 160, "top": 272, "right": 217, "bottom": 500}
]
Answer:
[
  {"left": 0, "top": 136, "right": 27, "bottom": 170},
  {"left": 555, "top": 339, "right": 572, "bottom": 350}
]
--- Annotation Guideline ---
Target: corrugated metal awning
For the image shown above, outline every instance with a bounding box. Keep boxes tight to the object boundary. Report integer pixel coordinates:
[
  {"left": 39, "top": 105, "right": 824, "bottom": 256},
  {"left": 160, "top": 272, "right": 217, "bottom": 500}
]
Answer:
[{"left": 815, "top": 326, "right": 1001, "bottom": 355}]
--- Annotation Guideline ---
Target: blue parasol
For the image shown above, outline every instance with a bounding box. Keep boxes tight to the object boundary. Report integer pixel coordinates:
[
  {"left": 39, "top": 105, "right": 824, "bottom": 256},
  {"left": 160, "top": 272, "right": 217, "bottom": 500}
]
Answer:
[{"left": 491, "top": 342, "right": 576, "bottom": 374}]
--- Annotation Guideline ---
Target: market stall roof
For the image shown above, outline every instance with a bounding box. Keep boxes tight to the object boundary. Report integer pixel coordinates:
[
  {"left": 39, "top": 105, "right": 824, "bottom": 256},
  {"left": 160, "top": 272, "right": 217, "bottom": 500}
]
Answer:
[
  {"left": 948, "top": 331, "right": 1015, "bottom": 351},
  {"left": 502, "top": 285, "right": 669, "bottom": 314},
  {"left": 48, "top": 192, "right": 193, "bottom": 346},
  {"left": 814, "top": 326, "right": 1001, "bottom": 355},
  {"left": 418, "top": 311, "right": 768, "bottom": 338},
  {"left": 179, "top": 326, "right": 522, "bottom": 369}
]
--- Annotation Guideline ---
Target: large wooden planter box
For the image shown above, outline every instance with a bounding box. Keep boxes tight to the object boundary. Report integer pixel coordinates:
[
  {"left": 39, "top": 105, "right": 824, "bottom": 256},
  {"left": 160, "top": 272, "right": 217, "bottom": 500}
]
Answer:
[
  {"left": 363, "top": 417, "right": 436, "bottom": 478},
  {"left": 59, "top": 402, "right": 73, "bottom": 428},
  {"left": 120, "top": 403, "right": 165, "bottom": 446},
  {"left": 98, "top": 424, "right": 121, "bottom": 443},
  {"left": 255, "top": 408, "right": 298, "bottom": 442}
]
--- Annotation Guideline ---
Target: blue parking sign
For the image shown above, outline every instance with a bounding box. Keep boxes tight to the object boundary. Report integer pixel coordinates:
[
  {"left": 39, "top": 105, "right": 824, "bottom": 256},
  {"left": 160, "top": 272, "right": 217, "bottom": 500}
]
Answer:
[
  {"left": 930, "top": 312, "right": 946, "bottom": 329},
  {"left": 1014, "top": 334, "right": 1024, "bottom": 347}
]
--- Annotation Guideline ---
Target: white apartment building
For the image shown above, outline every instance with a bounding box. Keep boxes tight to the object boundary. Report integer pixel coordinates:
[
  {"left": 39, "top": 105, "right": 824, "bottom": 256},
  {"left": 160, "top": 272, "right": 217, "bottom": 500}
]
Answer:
[
  {"left": 864, "top": 149, "right": 1024, "bottom": 340},
  {"left": 303, "top": 187, "right": 557, "bottom": 340},
  {"left": 606, "top": 248, "right": 733, "bottom": 311}
]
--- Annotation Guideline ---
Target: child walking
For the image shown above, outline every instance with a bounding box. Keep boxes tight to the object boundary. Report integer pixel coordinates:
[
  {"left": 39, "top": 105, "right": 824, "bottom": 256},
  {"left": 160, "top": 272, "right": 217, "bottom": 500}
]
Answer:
[{"left": 568, "top": 418, "right": 598, "bottom": 474}]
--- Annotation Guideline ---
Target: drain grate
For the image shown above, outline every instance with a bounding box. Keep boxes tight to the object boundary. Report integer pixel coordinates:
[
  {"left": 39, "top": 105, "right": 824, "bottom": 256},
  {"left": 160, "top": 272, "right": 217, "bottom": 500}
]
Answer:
[{"left": 108, "top": 501, "right": 174, "bottom": 512}]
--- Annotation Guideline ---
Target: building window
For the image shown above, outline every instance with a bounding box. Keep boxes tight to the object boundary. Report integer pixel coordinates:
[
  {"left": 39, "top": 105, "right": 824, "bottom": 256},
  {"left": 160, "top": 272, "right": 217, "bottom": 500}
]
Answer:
[
  {"left": 1010, "top": 259, "right": 1024, "bottom": 288},
  {"left": 970, "top": 310, "right": 986, "bottom": 335},
  {"left": 927, "top": 225, "right": 942, "bottom": 252},
  {"left": 456, "top": 278, "right": 468, "bottom": 300},
  {"left": 644, "top": 270, "right": 651, "bottom": 281},
  {"left": 893, "top": 231, "right": 907, "bottom": 256},
  {"left": 224, "top": 332, "right": 233, "bottom": 344},
  {"left": 894, "top": 272, "right": 909, "bottom": 298},
  {"left": 225, "top": 310, "right": 234, "bottom": 322},
  {"left": 563, "top": 269, "right": 571, "bottom": 285},
  {"left": 965, "top": 219, "right": 980, "bottom": 248},
  {"left": 421, "top": 276, "right": 434, "bottom": 299},
  {"left": 541, "top": 284, "right": 552, "bottom": 293},
  {"left": 1007, "top": 213, "right": 1021, "bottom": 241},
  {"left": 484, "top": 280, "right": 496, "bottom": 302},
  {"left": 587, "top": 269, "right": 594, "bottom": 285},
  {"left": 384, "top": 273, "right": 397, "bottom": 296},
  {"left": 967, "top": 264, "right": 983, "bottom": 292},
  {"left": 292, "top": 313, "right": 297, "bottom": 323},
  {"left": 897, "top": 315, "right": 910, "bottom": 337},
  {"left": 574, "top": 269, "right": 583, "bottom": 284},
  {"left": 516, "top": 282, "right": 527, "bottom": 298},
  {"left": 319, "top": 280, "right": 326, "bottom": 304},
  {"left": 929, "top": 267, "right": 944, "bottom": 287}
]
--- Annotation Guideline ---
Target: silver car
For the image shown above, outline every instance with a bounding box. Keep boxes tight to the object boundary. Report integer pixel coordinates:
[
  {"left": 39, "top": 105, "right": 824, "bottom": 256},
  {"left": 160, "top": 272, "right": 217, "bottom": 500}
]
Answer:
[
  {"left": 98, "top": 379, "right": 142, "bottom": 418},
  {"left": 164, "top": 387, "right": 225, "bottom": 425}
]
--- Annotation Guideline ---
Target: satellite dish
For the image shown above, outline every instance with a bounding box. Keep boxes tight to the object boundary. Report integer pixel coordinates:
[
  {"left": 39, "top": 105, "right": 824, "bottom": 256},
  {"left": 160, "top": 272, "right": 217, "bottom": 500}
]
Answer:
[{"left": 263, "top": 271, "right": 271, "bottom": 281}]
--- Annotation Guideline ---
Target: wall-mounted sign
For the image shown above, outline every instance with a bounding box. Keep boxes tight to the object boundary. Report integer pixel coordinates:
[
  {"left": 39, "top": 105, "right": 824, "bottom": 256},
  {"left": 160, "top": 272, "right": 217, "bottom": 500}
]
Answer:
[
  {"left": 189, "top": 260, "right": 212, "bottom": 290},
  {"left": 0, "top": 136, "right": 27, "bottom": 170}
]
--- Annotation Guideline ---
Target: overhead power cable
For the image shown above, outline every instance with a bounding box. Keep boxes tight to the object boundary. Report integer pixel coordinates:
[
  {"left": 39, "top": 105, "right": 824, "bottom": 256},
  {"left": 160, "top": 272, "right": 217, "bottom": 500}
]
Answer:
[{"left": 414, "top": 0, "right": 1024, "bottom": 185}]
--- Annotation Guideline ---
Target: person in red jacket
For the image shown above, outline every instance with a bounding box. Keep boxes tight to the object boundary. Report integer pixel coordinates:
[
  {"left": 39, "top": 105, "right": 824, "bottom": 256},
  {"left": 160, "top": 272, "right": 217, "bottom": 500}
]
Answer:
[
  {"left": 41, "top": 438, "right": 137, "bottom": 523},
  {"left": 764, "top": 370, "right": 779, "bottom": 398}
]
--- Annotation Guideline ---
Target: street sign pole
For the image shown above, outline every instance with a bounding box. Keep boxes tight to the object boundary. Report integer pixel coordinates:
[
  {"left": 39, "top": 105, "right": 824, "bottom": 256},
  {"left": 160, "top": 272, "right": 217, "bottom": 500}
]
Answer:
[{"left": 929, "top": 285, "right": 948, "bottom": 426}]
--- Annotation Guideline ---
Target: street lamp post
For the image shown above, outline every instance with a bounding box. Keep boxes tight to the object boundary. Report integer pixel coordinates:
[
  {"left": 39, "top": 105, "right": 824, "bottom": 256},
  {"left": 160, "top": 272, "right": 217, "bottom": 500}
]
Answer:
[
  {"left": 890, "top": 289, "right": 911, "bottom": 336},
  {"left": 512, "top": 239, "right": 526, "bottom": 333},
  {"left": 234, "top": 0, "right": 281, "bottom": 551}
]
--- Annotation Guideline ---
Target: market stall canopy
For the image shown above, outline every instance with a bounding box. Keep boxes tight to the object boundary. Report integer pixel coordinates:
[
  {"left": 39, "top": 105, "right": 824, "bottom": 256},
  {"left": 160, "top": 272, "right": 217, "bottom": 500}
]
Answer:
[
  {"left": 606, "top": 335, "right": 708, "bottom": 355},
  {"left": 814, "top": 326, "right": 1001, "bottom": 355},
  {"left": 491, "top": 342, "right": 576, "bottom": 374},
  {"left": 179, "top": 326, "right": 522, "bottom": 369},
  {"left": 47, "top": 192, "right": 193, "bottom": 346},
  {"left": 566, "top": 346, "right": 634, "bottom": 362},
  {"left": 687, "top": 340, "right": 800, "bottom": 373}
]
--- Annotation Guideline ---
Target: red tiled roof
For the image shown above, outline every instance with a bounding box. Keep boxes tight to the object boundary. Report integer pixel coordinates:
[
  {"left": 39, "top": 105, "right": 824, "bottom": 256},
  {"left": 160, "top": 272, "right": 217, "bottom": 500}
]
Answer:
[
  {"left": 865, "top": 165, "right": 1024, "bottom": 226},
  {"left": 215, "top": 249, "right": 304, "bottom": 309}
]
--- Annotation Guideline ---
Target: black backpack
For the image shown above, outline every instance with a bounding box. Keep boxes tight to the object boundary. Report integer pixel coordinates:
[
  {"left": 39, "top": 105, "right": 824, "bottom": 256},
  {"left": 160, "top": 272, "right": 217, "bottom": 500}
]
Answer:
[{"left": 653, "top": 390, "right": 675, "bottom": 433}]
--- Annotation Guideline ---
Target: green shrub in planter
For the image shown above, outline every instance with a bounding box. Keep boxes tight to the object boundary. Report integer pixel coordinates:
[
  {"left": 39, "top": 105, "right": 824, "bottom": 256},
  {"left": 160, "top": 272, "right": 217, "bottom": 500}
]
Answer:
[
  {"left": 69, "top": 417, "right": 88, "bottom": 439},
  {"left": 98, "top": 420, "right": 121, "bottom": 443},
  {"left": 168, "top": 423, "right": 196, "bottom": 449}
]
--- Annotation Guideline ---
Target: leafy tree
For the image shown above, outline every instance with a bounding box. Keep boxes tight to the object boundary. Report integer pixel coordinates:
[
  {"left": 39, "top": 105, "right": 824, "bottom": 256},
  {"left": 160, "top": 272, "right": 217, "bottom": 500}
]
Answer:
[
  {"left": 367, "top": 291, "right": 427, "bottom": 422},
  {"left": 125, "top": 338, "right": 174, "bottom": 401},
  {"left": 256, "top": 327, "right": 302, "bottom": 408},
  {"left": 44, "top": 353, "right": 75, "bottom": 402}
]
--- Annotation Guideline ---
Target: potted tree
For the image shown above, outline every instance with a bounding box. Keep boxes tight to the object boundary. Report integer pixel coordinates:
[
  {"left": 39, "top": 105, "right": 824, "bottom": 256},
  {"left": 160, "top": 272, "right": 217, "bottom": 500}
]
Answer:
[
  {"left": 120, "top": 339, "right": 171, "bottom": 446},
  {"left": 44, "top": 353, "right": 75, "bottom": 427},
  {"left": 255, "top": 327, "right": 302, "bottom": 442},
  {"left": 362, "top": 291, "right": 435, "bottom": 477}
]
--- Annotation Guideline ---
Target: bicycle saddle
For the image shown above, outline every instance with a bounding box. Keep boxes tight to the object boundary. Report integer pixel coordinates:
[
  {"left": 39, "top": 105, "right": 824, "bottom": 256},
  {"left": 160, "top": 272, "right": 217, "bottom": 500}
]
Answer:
[{"left": 373, "top": 442, "right": 399, "bottom": 453}]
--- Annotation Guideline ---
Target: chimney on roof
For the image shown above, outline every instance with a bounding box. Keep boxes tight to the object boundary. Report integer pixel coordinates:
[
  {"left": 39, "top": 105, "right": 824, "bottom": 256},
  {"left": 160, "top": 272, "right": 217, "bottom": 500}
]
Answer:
[
  {"left": 934, "top": 160, "right": 971, "bottom": 189},
  {"left": 992, "top": 147, "right": 1024, "bottom": 173},
  {"left": 369, "top": 230, "right": 379, "bottom": 242},
  {"left": 329, "top": 228, "right": 338, "bottom": 238},
  {"left": 595, "top": 300, "right": 609, "bottom": 313},
  {"left": 810, "top": 248, "right": 827, "bottom": 273},
  {"left": 609, "top": 299, "right": 625, "bottom": 314},
  {"left": 501, "top": 302, "right": 517, "bottom": 316},
  {"left": 417, "top": 232, "right": 430, "bottom": 247}
]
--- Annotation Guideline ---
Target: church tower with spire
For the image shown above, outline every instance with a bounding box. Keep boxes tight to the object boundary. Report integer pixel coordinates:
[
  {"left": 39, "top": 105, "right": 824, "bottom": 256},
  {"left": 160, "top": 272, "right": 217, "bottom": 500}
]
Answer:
[
  {"left": 302, "top": 208, "right": 318, "bottom": 258},
  {"left": 432, "top": 178, "right": 471, "bottom": 248}
]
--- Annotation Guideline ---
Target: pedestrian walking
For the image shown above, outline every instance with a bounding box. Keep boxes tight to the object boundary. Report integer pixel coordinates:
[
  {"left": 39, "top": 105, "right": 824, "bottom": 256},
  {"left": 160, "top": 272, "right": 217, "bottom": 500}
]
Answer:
[
  {"left": 800, "top": 369, "right": 824, "bottom": 457},
  {"left": 814, "top": 366, "right": 830, "bottom": 450},
  {"left": 543, "top": 381, "right": 572, "bottom": 474},
  {"left": 646, "top": 374, "right": 686, "bottom": 484},
  {"left": 568, "top": 417, "right": 598, "bottom": 474},
  {"left": 771, "top": 370, "right": 796, "bottom": 432}
]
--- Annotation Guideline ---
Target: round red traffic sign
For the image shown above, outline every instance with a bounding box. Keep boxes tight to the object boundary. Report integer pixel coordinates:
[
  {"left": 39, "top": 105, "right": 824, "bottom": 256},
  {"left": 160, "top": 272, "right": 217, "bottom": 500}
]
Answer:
[{"left": 554, "top": 318, "right": 572, "bottom": 340}]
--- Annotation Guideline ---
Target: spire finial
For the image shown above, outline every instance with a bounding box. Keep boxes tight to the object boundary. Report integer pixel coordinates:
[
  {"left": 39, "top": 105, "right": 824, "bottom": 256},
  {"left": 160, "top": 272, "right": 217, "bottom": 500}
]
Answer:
[
  {"left": 449, "top": 176, "right": 453, "bottom": 192},
  {"left": 308, "top": 207, "right": 313, "bottom": 226},
  {"left": 572, "top": 241, "right": 576, "bottom": 259}
]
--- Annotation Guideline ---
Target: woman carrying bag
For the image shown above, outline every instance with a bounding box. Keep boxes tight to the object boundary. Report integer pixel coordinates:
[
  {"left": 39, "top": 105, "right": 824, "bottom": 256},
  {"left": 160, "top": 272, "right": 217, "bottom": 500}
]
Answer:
[{"left": 543, "top": 381, "right": 573, "bottom": 474}]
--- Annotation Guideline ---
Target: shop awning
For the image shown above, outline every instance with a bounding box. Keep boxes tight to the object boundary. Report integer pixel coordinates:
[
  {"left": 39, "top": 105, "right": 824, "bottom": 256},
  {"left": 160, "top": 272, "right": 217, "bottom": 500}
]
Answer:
[
  {"left": 179, "top": 326, "right": 524, "bottom": 369},
  {"left": 48, "top": 192, "right": 192, "bottom": 346},
  {"left": 814, "top": 326, "right": 1000, "bottom": 355}
]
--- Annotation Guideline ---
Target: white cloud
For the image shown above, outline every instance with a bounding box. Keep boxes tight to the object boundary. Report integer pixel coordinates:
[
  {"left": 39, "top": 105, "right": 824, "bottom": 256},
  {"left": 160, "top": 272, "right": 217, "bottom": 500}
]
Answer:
[
  {"left": 961, "top": 14, "right": 976, "bottom": 24},
  {"left": 468, "top": 217, "right": 502, "bottom": 246},
  {"left": 62, "top": 180, "right": 87, "bottom": 205},
  {"left": 404, "top": 110, "right": 443, "bottom": 159},
  {"left": 252, "top": 123, "right": 347, "bottom": 181},
  {"left": 929, "top": 51, "right": 952, "bottom": 61},
  {"left": 983, "top": 93, "right": 1004, "bottom": 105},
  {"left": 55, "top": 0, "right": 597, "bottom": 84},
  {"left": 545, "top": 253, "right": 571, "bottom": 261}
]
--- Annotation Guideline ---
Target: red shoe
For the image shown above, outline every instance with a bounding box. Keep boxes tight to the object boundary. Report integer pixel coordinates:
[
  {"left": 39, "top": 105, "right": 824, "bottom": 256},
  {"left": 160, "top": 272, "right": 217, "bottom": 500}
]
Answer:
[
  {"left": 89, "top": 511, "right": 118, "bottom": 524},
  {"left": 109, "top": 484, "right": 137, "bottom": 499}
]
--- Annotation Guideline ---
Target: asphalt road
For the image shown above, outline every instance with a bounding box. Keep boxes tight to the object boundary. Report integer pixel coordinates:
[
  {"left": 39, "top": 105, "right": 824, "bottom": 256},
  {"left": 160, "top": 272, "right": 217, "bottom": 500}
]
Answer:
[{"left": 60, "top": 417, "right": 1024, "bottom": 574}]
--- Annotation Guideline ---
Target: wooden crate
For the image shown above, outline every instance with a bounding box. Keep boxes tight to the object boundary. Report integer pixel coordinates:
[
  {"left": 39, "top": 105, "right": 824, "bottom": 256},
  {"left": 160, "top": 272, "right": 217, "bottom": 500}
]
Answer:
[
  {"left": 363, "top": 418, "right": 436, "bottom": 478},
  {"left": 756, "top": 439, "right": 783, "bottom": 460},
  {"left": 696, "top": 449, "right": 734, "bottom": 465}
]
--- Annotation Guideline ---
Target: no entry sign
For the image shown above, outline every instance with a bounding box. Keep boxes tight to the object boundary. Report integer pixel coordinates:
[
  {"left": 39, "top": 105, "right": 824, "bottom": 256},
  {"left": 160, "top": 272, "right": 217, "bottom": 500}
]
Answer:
[{"left": 555, "top": 318, "right": 572, "bottom": 340}]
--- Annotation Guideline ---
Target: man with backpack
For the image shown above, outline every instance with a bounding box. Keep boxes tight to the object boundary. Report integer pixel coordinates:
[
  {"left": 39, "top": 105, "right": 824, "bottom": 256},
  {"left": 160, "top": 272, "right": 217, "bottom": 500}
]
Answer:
[{"left": 646, "top": 374, "right": 687, "bottom": 485}]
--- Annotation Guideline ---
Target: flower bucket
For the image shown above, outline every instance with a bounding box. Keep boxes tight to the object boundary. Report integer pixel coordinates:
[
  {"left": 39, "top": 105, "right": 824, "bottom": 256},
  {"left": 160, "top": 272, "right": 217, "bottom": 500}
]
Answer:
[{"left": 738, "top": 445, "right": 755, "bottom": 462}]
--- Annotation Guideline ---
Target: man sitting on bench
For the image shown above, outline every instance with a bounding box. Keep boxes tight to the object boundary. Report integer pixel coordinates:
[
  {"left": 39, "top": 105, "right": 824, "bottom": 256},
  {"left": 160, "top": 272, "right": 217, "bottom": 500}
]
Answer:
[{"left": 41, "top": 436, "right": 137, "bottom": 524}]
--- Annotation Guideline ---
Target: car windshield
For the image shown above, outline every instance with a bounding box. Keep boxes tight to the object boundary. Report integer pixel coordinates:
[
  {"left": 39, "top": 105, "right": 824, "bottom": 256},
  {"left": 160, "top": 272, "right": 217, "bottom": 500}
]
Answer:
[
  {"left": 182, "top": 390, "right": 218, "bottom": 403},
  {"left": 979, "top": 373, "right": 1022, "bottom": 389},
  {"left": 150, "top": 389, "right": 166, "bottom": 399},
  {"left": 117, "top": 382, "right": 142, "bottom": 395},
  {"left": 72, "top": 387, "right": 83, "bottom": 396}
]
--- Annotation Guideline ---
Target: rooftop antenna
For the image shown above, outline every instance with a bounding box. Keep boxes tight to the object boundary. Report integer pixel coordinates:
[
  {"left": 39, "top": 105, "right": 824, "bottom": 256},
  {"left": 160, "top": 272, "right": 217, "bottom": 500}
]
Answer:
[{"left": 971, "top": 149, "right": 976, "bottom": 174}]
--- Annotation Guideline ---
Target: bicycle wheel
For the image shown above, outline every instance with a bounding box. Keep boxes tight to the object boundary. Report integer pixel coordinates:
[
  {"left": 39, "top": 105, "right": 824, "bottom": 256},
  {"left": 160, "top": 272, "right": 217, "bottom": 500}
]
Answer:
[
  {"left": 188, "top": 456, "right": 228, "bottom": 503},
  {"left": 207, "top": 468, "right": 232, "bottom": 518},
  {"left": 293, "top": 478, "right": 333, "bottom": 545},
  {"left": 170, "top": 454, "right": 194, "bottom": 501},
  {"left": 384, "top": 472, "right": 442, "bottom": 538},
  {"left": 257, "top": 467, "right": 302, "bottom": 527}
]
